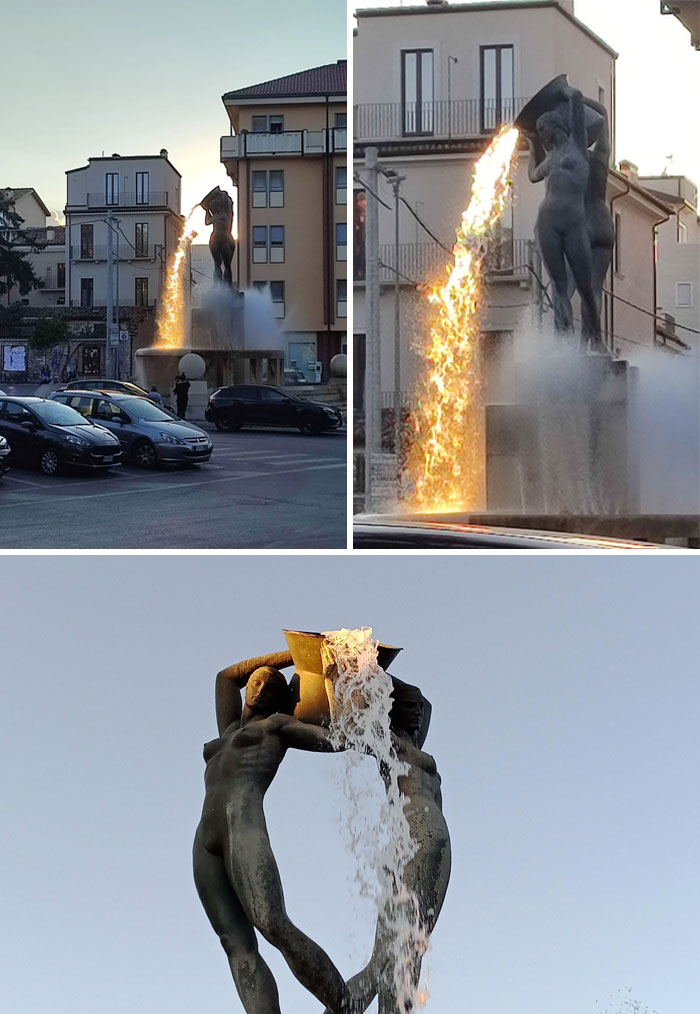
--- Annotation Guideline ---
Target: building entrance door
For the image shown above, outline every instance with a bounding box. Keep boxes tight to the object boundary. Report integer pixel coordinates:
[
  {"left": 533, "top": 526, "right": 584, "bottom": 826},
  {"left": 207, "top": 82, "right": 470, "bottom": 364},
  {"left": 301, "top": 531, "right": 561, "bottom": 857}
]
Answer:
[{"left": 287, "top": 340, "right": 317, "bottom": 384}]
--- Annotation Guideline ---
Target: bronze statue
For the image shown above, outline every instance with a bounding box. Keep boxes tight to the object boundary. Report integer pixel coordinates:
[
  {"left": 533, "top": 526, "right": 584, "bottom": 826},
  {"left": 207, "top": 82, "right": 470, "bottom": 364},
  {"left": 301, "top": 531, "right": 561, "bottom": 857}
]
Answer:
[
  {"left": 325, "top": 680, "right": 451, "bottom": 1014},
  {"left": 192, "top": 650, "right": 355, "bottom": 1014},
  {"left": 200, "top": 186, "right": 236, "bottom": 286}
]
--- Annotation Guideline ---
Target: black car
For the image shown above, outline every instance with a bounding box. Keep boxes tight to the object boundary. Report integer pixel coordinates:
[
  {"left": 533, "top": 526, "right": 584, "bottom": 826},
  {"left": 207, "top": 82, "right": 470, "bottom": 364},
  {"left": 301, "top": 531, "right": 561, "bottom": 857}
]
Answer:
[
  {"left": 205, "top": 384, "right": 343, "bottom": 435},
  {"left": 353, "top": 515, "right": 665, "bottom": 550},
  {"left": 0, "top": 397, "right": 122, "bottom": 475},
  {"left": 0, "top": 434, "right": 10, "bottom": 479}
]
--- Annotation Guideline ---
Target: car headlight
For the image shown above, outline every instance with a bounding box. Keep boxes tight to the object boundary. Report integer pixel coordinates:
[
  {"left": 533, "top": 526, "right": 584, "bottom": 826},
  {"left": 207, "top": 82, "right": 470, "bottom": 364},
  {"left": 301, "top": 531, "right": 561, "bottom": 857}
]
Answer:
[
  {"left": 159, "top": 431, "right": 185, "bottom": 445},
  {"left": 65, "top": 435, "right": 89, "bottom": 447},
  {"left": 323, "top": 408, "right": 337, "bottom": 417}
]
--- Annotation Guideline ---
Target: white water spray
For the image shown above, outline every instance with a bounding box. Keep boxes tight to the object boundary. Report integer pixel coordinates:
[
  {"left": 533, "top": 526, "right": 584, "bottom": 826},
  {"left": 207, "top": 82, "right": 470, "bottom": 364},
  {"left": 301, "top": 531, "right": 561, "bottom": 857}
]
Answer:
[{"left": 323, "top": 628, "right": 429, "bottom": 1012}]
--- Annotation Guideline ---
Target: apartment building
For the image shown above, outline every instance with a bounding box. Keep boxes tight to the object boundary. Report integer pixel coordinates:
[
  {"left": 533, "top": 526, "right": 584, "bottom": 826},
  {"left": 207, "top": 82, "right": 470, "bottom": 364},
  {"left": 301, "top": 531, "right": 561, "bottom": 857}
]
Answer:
[
  {"left": 354, "top": 0, "right": 674, "bottom": 409},
  {"left": 220, "top": 60, "right": 347, "bottom": 382},
  {"left": 64, "top": 151, "right": 182, "bottom": 310},
  {"left": 639, "top": 173, "right": 700, "bottom": 354},
  {"left": 0, "top": 188, "right": 66, "bottom": 307}
]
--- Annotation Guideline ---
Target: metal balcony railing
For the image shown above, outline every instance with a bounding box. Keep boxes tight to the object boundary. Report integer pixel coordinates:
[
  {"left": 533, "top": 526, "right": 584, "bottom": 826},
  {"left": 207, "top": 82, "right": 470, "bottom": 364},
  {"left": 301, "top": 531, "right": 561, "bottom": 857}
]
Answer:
[
  {"left": 354, "top": 97, "right": 530, "bottom": 142},
  {"left": 356, "top": 238, "right": 534, "bottom": 285},
  {"left": 41, "top": 274, "right": 65, "bottom": 290},
  {"left": 83, "top": 192, "right": 169, "bottom": 208},
  {"left": 70, "top": 244, "right": 157, "bottom": 261},
  {"left": 221, "top": 127, "right": 347, "bottom": 160}
]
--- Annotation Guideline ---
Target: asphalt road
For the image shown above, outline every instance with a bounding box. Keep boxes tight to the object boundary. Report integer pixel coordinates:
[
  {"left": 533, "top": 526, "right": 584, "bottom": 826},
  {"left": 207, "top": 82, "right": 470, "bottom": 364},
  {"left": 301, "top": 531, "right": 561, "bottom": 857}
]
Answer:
[{"left": 0, "top": 427, "right": 347, "bottom": 549}]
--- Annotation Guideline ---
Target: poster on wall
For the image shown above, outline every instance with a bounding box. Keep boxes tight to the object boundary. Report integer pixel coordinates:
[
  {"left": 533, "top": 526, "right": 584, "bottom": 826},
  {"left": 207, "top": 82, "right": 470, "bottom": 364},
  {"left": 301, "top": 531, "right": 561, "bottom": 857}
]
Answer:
[{"left": 3, "top": 345, "right": 27, "bottom": 372}]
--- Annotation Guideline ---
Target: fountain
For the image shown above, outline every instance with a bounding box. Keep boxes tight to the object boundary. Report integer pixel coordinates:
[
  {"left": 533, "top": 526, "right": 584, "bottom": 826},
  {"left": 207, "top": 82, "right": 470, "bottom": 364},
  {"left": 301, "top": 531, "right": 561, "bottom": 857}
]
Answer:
[
  {"left": 135, "top": 189, "right": 283, "bottom": 412},
  {"left": 194, "top": 629, "right": 450, "bottom": 1014}
]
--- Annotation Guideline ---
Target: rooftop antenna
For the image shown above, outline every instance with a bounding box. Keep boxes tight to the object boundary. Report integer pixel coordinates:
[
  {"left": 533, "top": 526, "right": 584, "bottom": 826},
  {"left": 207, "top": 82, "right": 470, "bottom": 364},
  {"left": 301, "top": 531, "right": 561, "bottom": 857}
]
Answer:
[{"left": 662, "top": 154, "right": 673, "bottom": 176}]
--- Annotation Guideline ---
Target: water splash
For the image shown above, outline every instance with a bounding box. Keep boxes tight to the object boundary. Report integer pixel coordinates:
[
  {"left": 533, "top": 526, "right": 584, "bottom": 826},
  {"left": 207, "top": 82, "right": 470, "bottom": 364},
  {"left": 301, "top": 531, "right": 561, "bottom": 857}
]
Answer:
[
  {"left": 323, "top": 628, "right": 428, "bottom": 1012},
  {"left": 154, "top": 206, "right": 199, "bottom": 349}
]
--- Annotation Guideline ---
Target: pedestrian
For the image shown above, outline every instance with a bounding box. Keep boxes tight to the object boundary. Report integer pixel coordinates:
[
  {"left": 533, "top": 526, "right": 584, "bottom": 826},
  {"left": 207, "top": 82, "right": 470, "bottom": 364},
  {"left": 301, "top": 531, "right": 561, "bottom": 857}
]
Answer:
[
  {"left": 149, "top": 385, "right": 163, "bottom": 407},
  {"left": 40, "top": 364, "right": 51, "bottom": 385},
  {"left": 173, "top": 372, "right": 190, "bottom": 419}
]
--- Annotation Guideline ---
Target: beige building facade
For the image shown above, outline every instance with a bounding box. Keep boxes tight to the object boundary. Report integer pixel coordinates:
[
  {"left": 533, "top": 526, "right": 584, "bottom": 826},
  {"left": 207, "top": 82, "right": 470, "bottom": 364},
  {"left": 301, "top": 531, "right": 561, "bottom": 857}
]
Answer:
[
  {"left": 1, "top": 189, "right": 66, "bottom": 308},
  {"left": 220, "top": 61, "right": 347, "bottom": 382}
]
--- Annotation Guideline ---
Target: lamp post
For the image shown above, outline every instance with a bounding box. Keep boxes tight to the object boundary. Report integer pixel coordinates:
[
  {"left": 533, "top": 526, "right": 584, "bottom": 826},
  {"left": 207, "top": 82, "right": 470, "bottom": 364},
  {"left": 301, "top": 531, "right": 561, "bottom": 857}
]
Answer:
[{"left": 447, "top": 55, "right": 458, "bottom": 138}]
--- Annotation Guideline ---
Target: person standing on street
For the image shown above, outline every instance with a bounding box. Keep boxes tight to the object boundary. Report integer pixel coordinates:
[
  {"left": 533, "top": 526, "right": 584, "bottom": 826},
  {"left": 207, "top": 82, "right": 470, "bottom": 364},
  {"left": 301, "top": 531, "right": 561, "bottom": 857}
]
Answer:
[
  {"left": 149, "top": 385, "right": 163, "bottom": 407},
  {"left": 173, "top": 373, "right": 190, "bottom": 419}
]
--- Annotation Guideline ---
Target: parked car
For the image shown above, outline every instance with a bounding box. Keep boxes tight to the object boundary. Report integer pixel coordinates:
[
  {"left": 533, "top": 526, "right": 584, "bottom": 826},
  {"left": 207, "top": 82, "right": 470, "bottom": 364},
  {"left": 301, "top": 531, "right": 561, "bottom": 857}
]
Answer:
[
  {"left": 282, "top": 369, "right": 308, "bottom": 386},
  {"left": 0, "top": 396, "right": 122, "bottom": 475},
  {"left": 205, "top": 384, "right": 342, "bottom": 434},
  {"left": 0, "top": 434, "right": 10, "bottom": 479},
  {"left": 51, "top": 390, "right": 213, "bottom": 468},
  {"left": 353, "top": 515, "right": 665, "bottom": 550},
  {"left": 60, "top": 379, "right": 156, "bottom": 399}
]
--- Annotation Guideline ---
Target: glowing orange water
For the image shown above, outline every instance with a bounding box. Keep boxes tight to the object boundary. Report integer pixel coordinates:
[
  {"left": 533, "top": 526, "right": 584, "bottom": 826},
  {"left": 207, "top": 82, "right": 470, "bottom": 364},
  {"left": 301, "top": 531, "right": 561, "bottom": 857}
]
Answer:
[
  {"left": 154, "top": 208, "right": 200, "bottom": 350},
  {"left": 404, "top": 126, "right": 520, "bottom": 512}
]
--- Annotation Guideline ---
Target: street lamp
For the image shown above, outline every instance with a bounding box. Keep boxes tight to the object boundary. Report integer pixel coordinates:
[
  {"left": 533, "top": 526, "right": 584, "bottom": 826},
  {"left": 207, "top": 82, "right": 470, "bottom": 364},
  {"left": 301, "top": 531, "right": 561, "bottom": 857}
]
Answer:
[{"left": 447, "top": 55, "right": 458, "bottom": 138}]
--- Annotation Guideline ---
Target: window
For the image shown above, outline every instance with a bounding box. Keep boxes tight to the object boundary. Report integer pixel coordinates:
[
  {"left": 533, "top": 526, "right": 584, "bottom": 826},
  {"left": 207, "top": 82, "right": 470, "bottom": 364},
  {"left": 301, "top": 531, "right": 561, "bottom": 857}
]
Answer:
[
  {"left": 598, "top": 86, "right": 605, "bottom": 106},
  {"left": 80, "top": 277, "right": 94, "bottom": 307},
  {"left": 57, "top": 263, "right": 65, "bottom": 287},
  {"left": 105, "top": 173, "right": 119, "bottom": 205},
  {"left": 80, "top": 224, "right": 94, "bottom": 259},
  {"left": 480, "top": 45, "right": 514, "bottom": 132},
  {"left": 335, "top": 113, "right": 347, "bottom": 129},
  {"left": 678, "top": 219, "right": 688, "bottom": 244},
  {"left": 336, "top": 279, "right": 347, "bottom": 318},
  {"left": 269, "top": 170, "right": 284, "bottom": 207},
  {"left": 135, "top": 277, "right": 149, "bottom": 306},
  {"left": 136, "top": 172, "right": 149, "bottom": 204},
  {"left": 270, "top": 281, "right": 285, "bottom": 318},
  {"left": 676, "top": 282, "right": 693, "bottom": 307},
  {"left": 252, "top": 280, "right": 268, "bottom": 293},
  {"left": 270, "top": 225, "right": 285, "bottom": 263},
  {"left": 251, "top": 115, "right": 284, "bottom": 133},
  {"left": 402, "top": 49, "right": 434, "bottom": 135},
  {"left": 253, "top": 225, "right": 268, "bottom": 263},
  {"left": 135, "top": 223, "right": 149, "bottom": 257},
  {"left": 336, "top": 222, "right": 347, "bottom": 261},
  {"left": 261, "top": 387, "right": 289, "bottom": 404},
  {"left": 252, "top": 171, "right": 268, "bottom": 208},
  {"left": 614, "top": 213, "right": 622, "bottom": 273},
  {"left": 354, "top": 189, "right": 366, "bottom": 281},
  {"left": 335, "top": 166, "right": 347, "bottom": 205}
]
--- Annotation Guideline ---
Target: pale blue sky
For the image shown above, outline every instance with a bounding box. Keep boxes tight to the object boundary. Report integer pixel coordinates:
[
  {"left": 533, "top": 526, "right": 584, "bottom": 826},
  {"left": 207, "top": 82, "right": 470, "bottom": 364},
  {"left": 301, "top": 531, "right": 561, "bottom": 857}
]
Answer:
[
  {"left": 2, "top": 0, "right": 346, "bottom": 220},
  {"left": 2, "top": 555, "right": 698, "bottom": 1014}
]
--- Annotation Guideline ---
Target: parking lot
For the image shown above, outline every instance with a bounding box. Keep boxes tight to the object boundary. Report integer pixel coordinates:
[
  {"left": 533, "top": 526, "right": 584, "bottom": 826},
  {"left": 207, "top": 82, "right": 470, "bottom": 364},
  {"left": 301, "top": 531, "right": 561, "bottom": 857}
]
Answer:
[{"left": 0, "top": 427, "right": 347, "bottom": 549}]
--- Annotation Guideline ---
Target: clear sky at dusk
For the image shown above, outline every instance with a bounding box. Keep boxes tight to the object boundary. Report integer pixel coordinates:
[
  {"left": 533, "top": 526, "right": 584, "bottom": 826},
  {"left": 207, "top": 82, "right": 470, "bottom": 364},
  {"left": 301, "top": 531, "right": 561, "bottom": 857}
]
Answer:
[
  {"left": 2, "top": 0, "right": 346, "bottom": 221},
  {"left": 2, "top": 555, "right": 698, "bottom": 1014},
  {"left": 355, "top": 0, "right": 700, "bottom": 188}
]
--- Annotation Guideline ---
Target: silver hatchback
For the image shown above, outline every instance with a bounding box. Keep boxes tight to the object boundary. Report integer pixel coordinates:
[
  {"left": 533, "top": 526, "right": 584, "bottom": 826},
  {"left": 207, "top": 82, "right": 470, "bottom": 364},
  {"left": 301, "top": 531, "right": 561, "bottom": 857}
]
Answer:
[{"left": 51, "top": 390, "right": 213, "bottom": 468}]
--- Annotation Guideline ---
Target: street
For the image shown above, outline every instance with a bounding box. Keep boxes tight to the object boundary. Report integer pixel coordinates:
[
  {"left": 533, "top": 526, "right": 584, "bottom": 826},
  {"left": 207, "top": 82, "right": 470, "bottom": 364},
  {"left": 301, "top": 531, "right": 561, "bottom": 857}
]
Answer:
[{"left": 0, "top": 427, "right": 347, "bottom": 549}]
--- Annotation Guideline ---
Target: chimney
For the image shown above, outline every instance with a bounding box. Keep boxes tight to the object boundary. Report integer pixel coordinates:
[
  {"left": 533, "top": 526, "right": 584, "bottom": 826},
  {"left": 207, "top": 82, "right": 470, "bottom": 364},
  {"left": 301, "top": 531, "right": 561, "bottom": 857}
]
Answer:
[
  {"left": 426, "top": 0, "right": 449, "bottom": 7},
  {"left": 46, "top": 228, "right": 55, "bottom": 241},
  {"left": 160, "top": 148, "right": 168, "bottom": 158},
  {"left": 111, "top": 152, "right": 121, "bottom": 158},
  {"left": 557, "top": 0, "right": 575, "bottom": 14},
  {"left": 618, "top": 159, "right": 639, "bottom": 183}
]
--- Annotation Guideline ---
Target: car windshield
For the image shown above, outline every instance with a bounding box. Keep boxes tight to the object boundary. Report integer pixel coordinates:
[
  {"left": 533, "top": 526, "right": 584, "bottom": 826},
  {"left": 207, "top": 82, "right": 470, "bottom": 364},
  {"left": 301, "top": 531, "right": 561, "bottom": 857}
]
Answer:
[
  {"left": 121, "top": 397, "right": 173, "bottom": 422},
  {"left": 33, "top": 401, "right": 89, "bottom": 426}
]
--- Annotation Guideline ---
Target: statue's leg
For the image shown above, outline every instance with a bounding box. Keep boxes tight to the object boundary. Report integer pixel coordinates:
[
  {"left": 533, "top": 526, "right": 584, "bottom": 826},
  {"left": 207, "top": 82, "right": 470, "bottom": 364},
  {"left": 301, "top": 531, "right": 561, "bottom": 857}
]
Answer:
[
  {"left": 224, "top": 817, "right": 353, "bottom": 1013},
  {"left": 537, "top": 221, "right": 574, "bottom": 333},
  {"left": 564, "top": 226, "right": 602, "bottom": 348},
  {"left": 193, "top": 830, "right": 281, "bottom": 1014}
]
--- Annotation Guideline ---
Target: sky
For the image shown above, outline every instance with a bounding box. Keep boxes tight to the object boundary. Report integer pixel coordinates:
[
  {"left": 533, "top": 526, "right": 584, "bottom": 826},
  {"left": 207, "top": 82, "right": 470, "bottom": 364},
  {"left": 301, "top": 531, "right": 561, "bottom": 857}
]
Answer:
[
  {"left": 354, "top": 0, "right": 700, "bottom": 188},
  {"left": 1, "top": 0, "right": 347, "bottom": 221},
  {"left": 2, "top": 554, "right": 698, "bottom": 1014}
]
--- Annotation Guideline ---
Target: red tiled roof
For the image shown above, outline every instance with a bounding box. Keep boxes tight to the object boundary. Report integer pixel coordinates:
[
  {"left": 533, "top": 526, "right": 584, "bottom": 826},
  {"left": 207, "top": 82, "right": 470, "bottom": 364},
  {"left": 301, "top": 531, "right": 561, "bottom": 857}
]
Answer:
[{"left": 223, "top": 61, "right": 346, "bottom": 101}]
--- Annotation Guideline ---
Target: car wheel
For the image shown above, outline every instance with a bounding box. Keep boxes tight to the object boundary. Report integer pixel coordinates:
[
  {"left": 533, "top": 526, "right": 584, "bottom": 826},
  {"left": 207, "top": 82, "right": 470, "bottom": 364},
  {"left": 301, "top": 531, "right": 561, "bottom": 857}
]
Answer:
[
  {"left": 299, "top": 415, "right": 322, "bottom": 435},
  {"left": 133, "top": 440, "right": 157, "bottom": 469},
  {"left": 215, "top": 417, "right": 242, "bottom": 432},
  {"left": 39, "top": 449, "right": 61, "bottom": 476}
]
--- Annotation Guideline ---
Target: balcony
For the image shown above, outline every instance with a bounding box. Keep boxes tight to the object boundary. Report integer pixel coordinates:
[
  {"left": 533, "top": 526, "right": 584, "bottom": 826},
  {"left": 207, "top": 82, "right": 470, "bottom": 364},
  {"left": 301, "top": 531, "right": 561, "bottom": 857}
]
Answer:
[
  {"left": 41, "top": 275, "right": 65, "bottom": 290},
  {"left": 355, "top": 238, "right": 534, "bottom": 285},
  {"left": 66, "top": 192, "right": 170, "bottom": 210},
  {"left": 70, "top": 245, "right": 157, "bottom": 261},
  {"left": 354, "top": 97, "right": 530, "bottom": 143},
  {"left": 220, "top": 127, "right": 346, "bottom": 160}
]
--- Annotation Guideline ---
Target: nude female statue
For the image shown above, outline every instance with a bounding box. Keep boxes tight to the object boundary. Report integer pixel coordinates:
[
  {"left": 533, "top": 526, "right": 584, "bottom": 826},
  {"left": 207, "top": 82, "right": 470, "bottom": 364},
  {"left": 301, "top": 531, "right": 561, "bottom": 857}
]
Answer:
[
  {"left": 579, "top": 96, "right": 614, "bottom": 336},
  {"left": 192, "top": 651, "right": 355, "bottom": 1014},
  {"left": 200, "top": 186, "right": 236, "bottom": 286},
  {"left": 327, "top": 682, "right": 451, "bottom": 1014},
  {"left": 525, "top": 86, "right": 602, "bottom": 348}
]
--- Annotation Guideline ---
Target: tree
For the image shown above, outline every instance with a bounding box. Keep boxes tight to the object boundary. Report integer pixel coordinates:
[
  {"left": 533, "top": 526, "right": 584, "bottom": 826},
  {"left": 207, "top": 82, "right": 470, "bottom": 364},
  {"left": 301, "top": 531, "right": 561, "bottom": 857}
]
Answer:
[
  {"left": 30, "top": 317, "right": 69, "bottom": 353},
  {"left": 0, "top": 192, "right": 44, "bottom": 302}
]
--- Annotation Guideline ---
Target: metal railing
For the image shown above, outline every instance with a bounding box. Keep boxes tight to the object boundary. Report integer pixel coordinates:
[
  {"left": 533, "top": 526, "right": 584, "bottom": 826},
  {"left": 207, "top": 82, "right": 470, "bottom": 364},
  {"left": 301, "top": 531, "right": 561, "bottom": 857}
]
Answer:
[
  {"left": 70, "top": 244, "right": 156, "bottom": 261},
  {"left": 357, "top": 237, "right": 534, "bottom": 285},
  {"left": 41, "top": 274, "right": 66, "bottom": 290},
  {"left": 220, "top": 127, "right": 347, "bottom": 160},
  {"left": 354, "top": 97, "right": 529, "bottom": 141},
  {"left": 84, "top": 192, "right": 169, "bottom": 208}
]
